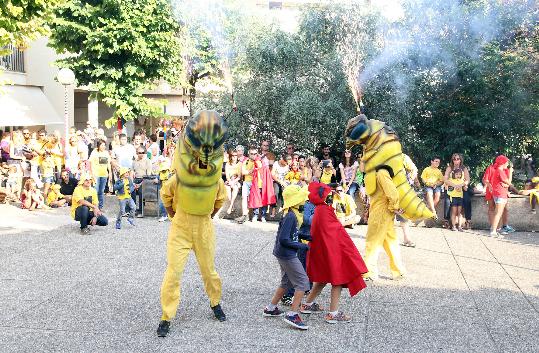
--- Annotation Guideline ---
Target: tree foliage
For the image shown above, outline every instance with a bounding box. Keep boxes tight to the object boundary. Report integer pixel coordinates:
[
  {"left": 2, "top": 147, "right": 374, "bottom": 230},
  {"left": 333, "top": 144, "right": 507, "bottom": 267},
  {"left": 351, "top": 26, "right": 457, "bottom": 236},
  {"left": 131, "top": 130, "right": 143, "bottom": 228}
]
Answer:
[
  {"left": 362, "top": 0, "right": 539, "bottom": 180},
  {"left": 49, "top": 0, "right": 183, "bottom": 124},
  {"left": 0, "top": 0, "right": 62, "bottom": 56}
]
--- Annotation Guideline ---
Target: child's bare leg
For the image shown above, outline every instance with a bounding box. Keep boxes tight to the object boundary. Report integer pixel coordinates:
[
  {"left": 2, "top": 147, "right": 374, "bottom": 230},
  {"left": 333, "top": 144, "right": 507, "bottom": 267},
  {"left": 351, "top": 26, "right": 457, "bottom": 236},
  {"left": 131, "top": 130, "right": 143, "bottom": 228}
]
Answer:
[
  {"left": 425, "top": 192, "right": 435, "bottom": 212},
  {"left": 457, "top": 206, "right": 463, "bottom": 228},
  {"left": 29, "top": 200, "right": 37, "bottom": 210},
  {"left": 270, "top": 287, "right": 287, "bottom": 306},
  {"left": 329, "top": 285, "right": 343, "bottom": 312},
  {"left": 290, "top": 290, "right": 304, "bottom": 313},
  {"left": 305, "top": 282, "right": 326, "bottom": 303},
  {"left": 487, "top": 201, "right": 495, "bottom": 227},
  {"left": 451, "top": 206, "right": 457, "bottom": 228},
  {"left": 532, "top": 197, "right": 537, "bottom": 212}
]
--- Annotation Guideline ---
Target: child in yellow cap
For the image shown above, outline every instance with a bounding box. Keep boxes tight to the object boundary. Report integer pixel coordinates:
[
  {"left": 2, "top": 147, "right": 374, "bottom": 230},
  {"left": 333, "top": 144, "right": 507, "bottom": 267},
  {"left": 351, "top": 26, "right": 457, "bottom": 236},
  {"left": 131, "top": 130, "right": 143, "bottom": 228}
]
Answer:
[
  {"left": 263, "top": 184, "right": 311, "bottom": 330},
  {"left": 113, "top": 167, "right": 136, "bottom": 229}
]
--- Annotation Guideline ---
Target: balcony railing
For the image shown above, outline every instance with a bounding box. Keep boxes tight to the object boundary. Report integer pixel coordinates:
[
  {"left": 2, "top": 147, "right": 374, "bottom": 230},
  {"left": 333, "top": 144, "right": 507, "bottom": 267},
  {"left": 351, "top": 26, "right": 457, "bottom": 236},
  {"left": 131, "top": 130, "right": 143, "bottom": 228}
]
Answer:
[{"left": 0, "top": 45, "right": 25, "bottom": 73}]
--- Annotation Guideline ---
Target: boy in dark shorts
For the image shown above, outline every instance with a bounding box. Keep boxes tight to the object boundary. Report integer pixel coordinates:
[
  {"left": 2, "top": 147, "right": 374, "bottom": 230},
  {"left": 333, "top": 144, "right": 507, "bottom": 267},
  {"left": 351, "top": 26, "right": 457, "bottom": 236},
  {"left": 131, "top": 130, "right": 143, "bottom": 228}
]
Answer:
[{"left": 263, "top": 185, "right": 311, "bottom": 330}]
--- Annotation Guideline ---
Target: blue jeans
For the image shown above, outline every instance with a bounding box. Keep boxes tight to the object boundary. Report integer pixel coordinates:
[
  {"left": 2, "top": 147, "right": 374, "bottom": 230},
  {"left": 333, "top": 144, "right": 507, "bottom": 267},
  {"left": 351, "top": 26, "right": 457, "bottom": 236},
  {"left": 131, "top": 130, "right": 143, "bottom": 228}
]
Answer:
[
  {"left": 117, "top": 198, "right": 136, "bottom": 221},
  {"left": 95, "top": 176, "right": 108, "bottom": 209},
  {"left": 158, "top": 181, "right": 166, "bottom": 217},
  {"left": 74, "top": 206, "right": 108, "bottom": 229},
  {"left": 347, "top": 182, "right": 359, "bottom": 197}
]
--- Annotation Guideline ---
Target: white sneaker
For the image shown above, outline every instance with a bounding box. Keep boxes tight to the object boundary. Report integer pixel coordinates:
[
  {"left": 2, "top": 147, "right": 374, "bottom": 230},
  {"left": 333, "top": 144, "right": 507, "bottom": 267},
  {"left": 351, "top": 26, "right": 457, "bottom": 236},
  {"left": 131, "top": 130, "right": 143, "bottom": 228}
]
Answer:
[
  {"left": 261, "top": 217, "right": 267, "bottom": 223},
  {"left": 158, "top": 216, "right": 168, "bottom": 222},
  {"left": 489, "top": 231, "right": 498, "bottom": 237}
]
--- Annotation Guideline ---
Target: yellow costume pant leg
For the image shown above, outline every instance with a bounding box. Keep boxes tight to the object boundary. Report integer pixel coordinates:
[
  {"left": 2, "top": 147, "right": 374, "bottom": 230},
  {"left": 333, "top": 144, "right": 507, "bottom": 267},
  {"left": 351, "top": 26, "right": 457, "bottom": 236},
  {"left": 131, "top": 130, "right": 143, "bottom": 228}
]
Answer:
[
  {"left": 160, "top": 209, "right": 222, "bottom": 320},
  {"left": 192, "top": 214, "right": 222, "bottom": 307},
  {"left": 382, "top": 227, "right": 405, "bottom": 277},
  {"left": 363, "top": 169, "right": 405, "bottom": 278},
  {"left": 363, "top": 203, "right": 394, "bottom": 278}
]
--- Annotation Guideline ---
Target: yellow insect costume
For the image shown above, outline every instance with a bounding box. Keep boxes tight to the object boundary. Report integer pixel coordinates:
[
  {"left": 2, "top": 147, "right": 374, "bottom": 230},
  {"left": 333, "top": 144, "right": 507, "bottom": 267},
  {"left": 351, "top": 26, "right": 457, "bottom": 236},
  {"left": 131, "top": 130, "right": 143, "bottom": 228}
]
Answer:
[
  {"left": 159, "top": 110, "right": 227, "bottom": 323},
  {"left": 345, "top": 114, "right": 433, "bottom": 278}
]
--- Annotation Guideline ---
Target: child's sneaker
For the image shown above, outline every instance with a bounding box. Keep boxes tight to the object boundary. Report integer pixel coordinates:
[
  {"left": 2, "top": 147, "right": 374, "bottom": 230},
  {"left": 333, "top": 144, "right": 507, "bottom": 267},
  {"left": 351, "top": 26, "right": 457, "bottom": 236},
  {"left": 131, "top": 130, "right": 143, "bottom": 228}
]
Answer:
[
  {"left": 283, "top": 313, "right": 309, "bottom": 330},
  {"left": 280, "top": 295, "right": 293, "bottom": 306},
  {"left": 128, "top": 218, "right": 135, "bottom": 226},
  {"left": 325, "top": 311, "right": 352, "bottom": 324},
  {"left": 115, "top": 220, "right": 121, "bottom": 229},
  {"left": 158, "top": 216, "right": 168, "bottom": 222},
  {"left": 263, "top": 307, "right": 284, "bottom": 317},
  {"left": 502, "top": 225, "right": 515, "bottom": 233},
  {"left": 300, "top": 302, "right": 325, "bottom": 314},
  {"left": 532, "top": 209, "right": 536, "bottom": 215}
]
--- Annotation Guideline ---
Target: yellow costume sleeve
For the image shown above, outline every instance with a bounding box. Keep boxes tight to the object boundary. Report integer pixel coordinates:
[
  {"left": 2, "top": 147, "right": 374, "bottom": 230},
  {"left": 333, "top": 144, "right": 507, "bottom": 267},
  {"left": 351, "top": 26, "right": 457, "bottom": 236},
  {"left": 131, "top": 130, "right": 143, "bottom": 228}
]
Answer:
[
  {"left": 377, "top": 169, "right": 400, "bottom": 213},
  {"left": 160, "top": 176, "right": 178, "bottom": 210},
  {"left": 214, "top": 179, "right": 226, "bottom": 211}
]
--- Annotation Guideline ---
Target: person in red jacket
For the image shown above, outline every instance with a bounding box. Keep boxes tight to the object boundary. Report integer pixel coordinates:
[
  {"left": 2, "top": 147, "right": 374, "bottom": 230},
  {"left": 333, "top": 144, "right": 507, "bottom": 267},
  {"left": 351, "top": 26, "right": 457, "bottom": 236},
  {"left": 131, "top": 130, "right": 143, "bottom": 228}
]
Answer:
[
  {"left": 302, "top": 182, "right": 368, "bottom": 324},
  {"left": 489, "top": 155, "right": 512, "bottom": 237}
]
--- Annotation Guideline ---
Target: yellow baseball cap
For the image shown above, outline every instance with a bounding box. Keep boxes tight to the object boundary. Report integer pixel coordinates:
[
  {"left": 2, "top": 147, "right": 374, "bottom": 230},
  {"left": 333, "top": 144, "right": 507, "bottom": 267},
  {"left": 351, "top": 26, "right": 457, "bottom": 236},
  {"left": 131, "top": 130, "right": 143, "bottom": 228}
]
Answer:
[{"left": 282, "top": 184, "right": 309, "bottom": 210}]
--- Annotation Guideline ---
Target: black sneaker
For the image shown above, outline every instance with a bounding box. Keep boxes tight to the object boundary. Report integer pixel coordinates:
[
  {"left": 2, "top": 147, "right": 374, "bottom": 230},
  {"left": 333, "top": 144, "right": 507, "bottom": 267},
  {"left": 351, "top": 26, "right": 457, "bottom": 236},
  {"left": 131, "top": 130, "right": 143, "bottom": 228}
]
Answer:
[
  {"left": 280, "top": 295, "right": 293, "bottom": 306},
  {"left": 157, "top": 320, "right": 170, "bottom": 337},
  {"left": 211, "top": 304, "right": 226, "bottom": 322},
  {"left": 263, "top": 307, "right": 284, "bottom": 317}
]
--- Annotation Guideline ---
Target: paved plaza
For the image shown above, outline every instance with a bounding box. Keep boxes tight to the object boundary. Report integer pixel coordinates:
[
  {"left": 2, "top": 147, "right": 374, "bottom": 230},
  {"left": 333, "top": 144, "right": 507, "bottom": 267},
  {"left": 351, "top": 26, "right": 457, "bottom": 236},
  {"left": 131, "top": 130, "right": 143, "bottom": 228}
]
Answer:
[{"left": 0, "top": 199, "right": 538, "bottom": 353}]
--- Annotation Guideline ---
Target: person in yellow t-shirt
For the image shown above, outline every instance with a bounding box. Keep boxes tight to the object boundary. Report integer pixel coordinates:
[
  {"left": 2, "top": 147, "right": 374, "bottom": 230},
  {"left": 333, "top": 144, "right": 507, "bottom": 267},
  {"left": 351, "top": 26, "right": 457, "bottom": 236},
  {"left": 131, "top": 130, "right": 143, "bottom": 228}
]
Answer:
[
  {"left": 320, "top": 160, "right": 336, "bottom": 184},
  {"left": 284, "top": 161, "right": 302, "bottom": 185},
  {"left": 113, "top": 167, "right": 136, "bottom": 229},
  {"left": 333, "top": 185, "right": 359, "bottom": 227},
  {"left": 72, "top": 174, "right": 108, "bottom": 234},
  {"left": 157, "top": 158, "right": 173, "bottom": 222},
  {"left": 447, "top": 168, "right": 466, "bottom": 231},
  {"left": 421, "top": 156, "right": 444, "bottom": 214},
  {"left": 236, "top": 147, "right": 262, "bottom": 223},
  {"left": 89, "top": 139, "right": 111, "bottom": 209},
  {"left": 46, "top": 184, "right": 67, "bottom": 208}
]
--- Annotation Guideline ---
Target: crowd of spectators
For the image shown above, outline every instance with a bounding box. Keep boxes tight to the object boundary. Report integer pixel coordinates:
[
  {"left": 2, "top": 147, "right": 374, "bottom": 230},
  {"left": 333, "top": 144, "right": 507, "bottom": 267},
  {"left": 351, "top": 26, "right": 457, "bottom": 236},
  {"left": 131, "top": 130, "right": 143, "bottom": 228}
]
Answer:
[
  {"left": 0, "top": 120, "right": 181, "bottom": 232},
  {"left": 0, "top": 122, "right": 535, "bottom": 238}
]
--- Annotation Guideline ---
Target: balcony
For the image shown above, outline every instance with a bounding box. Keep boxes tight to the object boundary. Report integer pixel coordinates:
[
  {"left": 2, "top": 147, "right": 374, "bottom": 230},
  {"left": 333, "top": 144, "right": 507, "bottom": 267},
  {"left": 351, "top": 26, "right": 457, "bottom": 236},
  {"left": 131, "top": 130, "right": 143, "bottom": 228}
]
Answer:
[{"left": 0, "top": 45, "right": 25, "bottom": 73}]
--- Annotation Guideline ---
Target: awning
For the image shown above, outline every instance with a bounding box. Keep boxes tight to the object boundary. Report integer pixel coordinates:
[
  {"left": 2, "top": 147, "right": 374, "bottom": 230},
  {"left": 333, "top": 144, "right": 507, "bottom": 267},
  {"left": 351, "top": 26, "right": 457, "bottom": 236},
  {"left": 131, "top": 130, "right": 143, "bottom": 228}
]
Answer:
[{"left": 0, "top": 85, "right": 63, "bottom": 126}]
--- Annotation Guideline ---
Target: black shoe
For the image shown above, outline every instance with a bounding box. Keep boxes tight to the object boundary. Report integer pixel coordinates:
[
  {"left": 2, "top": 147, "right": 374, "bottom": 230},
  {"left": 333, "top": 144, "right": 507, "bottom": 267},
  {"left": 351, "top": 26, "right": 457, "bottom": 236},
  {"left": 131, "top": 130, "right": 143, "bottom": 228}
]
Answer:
[
  {"left": 211, "top": 304, "right": 226, "bottom": 322},
  {"left": 157, "top": 320, "right": 170, "bottom": 337}
]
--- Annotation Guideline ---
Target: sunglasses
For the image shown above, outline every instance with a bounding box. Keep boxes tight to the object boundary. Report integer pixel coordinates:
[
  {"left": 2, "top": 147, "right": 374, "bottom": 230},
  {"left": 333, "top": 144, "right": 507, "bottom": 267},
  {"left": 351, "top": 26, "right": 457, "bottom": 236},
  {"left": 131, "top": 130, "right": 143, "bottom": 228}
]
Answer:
[
  {"left": 137, "top": 152, "right": 145, "bottom": 154},
  {"left": 336, "top": 189, "right": 343, "bottom": 192}
]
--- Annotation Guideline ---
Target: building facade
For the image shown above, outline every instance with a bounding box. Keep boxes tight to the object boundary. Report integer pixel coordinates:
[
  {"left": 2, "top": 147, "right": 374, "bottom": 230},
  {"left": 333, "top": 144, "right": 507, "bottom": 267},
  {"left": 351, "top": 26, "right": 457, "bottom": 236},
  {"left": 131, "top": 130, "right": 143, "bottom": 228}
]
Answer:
[{"left": 1, "top": 37, "right": 189, "bottom": 138}]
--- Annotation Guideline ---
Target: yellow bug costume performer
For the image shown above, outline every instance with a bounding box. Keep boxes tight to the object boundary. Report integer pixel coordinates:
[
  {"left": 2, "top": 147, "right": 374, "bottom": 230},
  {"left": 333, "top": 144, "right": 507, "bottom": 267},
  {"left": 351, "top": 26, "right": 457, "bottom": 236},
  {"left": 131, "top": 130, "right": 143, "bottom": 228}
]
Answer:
[
  {"left": 157, "top": 110, "right": 228, "bottom": 338},
  {"left": 345, "top": 114, "right": 434, "bottom": 280}
]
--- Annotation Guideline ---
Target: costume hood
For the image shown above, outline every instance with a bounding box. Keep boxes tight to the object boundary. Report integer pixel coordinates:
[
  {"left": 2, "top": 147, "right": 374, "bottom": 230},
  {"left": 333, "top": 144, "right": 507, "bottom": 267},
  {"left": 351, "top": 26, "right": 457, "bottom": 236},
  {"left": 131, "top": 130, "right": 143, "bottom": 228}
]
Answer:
[{"left": 308, "top": 182, "right": 331, "bottom": 205}]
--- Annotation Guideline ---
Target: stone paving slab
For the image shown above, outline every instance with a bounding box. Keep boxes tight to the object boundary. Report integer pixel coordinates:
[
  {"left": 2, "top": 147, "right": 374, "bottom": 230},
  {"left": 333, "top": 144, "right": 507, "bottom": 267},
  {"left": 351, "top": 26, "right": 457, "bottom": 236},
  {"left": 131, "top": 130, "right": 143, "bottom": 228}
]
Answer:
[{"left": 0, "top": 200, "right": 538, "bottom": 352}]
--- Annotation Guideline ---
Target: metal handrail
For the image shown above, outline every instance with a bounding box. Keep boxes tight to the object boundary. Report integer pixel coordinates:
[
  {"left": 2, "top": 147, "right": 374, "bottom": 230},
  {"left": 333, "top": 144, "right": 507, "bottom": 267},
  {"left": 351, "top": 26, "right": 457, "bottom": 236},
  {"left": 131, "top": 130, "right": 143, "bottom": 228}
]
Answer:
[{"left": 0, "top": 44, "right": 25, "bottom": 73}]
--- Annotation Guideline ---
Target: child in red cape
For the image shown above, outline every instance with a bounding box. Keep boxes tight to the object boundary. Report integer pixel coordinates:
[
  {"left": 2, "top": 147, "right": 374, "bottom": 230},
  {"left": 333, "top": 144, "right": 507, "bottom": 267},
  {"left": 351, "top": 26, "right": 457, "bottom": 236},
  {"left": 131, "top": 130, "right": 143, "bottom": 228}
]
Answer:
[{"left": 303, "top": 182, "right": 368, "bottom": 324}]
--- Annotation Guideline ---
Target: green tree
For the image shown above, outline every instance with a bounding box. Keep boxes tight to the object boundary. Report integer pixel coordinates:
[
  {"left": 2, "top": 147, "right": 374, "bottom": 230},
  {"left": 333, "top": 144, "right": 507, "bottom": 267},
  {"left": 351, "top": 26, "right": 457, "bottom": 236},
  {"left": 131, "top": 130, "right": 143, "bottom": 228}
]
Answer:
[
  {"left": 0, "top": 0, "right": 62, "bottom": 56},
  {"left": 49, "top": 0, "right": 183, "bottom": 125}
]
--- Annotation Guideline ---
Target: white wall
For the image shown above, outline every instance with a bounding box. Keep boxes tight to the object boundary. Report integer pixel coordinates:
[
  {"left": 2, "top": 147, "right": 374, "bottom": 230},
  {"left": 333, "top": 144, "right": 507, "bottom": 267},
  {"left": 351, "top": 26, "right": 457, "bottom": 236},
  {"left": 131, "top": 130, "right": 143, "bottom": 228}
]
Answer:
[{"left": 24, "top": 37, "right": 75, "bottom": 136}]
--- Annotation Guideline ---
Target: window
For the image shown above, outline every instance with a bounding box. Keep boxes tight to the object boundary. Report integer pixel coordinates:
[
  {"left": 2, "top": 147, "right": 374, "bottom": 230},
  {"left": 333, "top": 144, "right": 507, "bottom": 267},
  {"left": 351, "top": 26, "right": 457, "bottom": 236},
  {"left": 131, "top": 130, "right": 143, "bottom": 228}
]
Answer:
[{"left": 0, "top": 45, "right": 25, "bottom": 73}]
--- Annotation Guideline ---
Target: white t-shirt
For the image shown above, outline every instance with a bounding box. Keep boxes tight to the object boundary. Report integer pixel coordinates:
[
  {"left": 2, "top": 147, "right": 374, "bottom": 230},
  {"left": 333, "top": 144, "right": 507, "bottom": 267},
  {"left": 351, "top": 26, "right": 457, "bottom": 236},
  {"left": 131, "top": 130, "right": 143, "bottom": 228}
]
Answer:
[
  {"left": 113, "top": 144, "right": 136, "bottom": 169},
  {"left": 339, "top": 161, "right": 359, "bottom": 183},
  {"left": 273, "top": 163, "right": 289, "bottom": 182}
]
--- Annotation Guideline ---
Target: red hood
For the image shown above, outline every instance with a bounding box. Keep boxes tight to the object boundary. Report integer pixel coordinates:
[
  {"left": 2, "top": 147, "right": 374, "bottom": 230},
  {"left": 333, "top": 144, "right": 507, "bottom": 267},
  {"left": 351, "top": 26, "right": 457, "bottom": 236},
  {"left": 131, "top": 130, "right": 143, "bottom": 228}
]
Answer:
[
  {"left": 495, "top": 155, "right": 508, "bottom": 167},
  {"left": 308, "top": 182, "right": 331, "bottom": 205}
]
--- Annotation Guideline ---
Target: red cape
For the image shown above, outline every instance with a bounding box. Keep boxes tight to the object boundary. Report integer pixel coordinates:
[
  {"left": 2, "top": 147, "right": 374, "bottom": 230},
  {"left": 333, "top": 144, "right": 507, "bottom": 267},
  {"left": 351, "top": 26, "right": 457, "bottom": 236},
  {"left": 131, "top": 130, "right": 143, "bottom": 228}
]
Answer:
[
  {"left": 248, "top": 161, "right": 276, "bottom": 208},
  {"left": 307, "top": 183, "right": 368, "bottom": 297}
]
